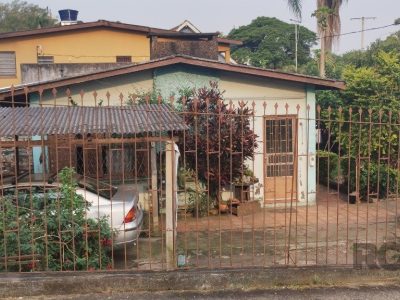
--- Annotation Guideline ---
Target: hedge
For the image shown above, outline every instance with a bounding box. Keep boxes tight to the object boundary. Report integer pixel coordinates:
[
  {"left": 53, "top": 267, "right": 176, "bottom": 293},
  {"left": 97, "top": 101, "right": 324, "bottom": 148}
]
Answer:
[{"left": 317, "top": 150, "right": 400, "bottom": 200}]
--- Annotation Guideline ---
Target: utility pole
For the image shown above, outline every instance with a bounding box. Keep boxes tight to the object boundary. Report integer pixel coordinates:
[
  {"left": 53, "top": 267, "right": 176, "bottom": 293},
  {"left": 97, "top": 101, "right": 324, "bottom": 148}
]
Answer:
[
  {"left": 351, "top": 17, "right": 376, "bottom": 50},
  {"left": 290, "top": 19, "right": 301, "bottom": 72}
]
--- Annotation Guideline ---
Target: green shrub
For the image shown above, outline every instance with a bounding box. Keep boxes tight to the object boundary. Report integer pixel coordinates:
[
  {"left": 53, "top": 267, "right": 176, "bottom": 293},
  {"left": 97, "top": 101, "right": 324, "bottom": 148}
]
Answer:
[
  {"left": 317, "top": 150, "right": 348, "bottom": 187},
  {"left": 0, "top": 168, "right": 112, "bottom": 272},
  {"left": 317, "top": 151, "right": 400, "bottom": 200},
  {"left": 357, "top": 162, "right": 400, "bottom": 199}
]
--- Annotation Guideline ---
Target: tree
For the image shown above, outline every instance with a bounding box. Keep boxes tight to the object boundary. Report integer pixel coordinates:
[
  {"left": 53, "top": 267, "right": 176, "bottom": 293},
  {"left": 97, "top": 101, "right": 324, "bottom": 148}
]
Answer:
[
  {"left": 287, "top": 0, "right": 347, "bottom": 52},
  {"left": 367, "top": 31, "right": 400, "bottom": 62},
  {"left": 316, "top": 50, "right": 400, "bottom": 199},
  {"left": 301, "top": 30, "right": 400, "bottom": 78},
  {"left": 316, "top": 0, "right": 347, "bottom": 52},
  {"left": 178, "top": 82, "right": 258, "bottom": 203},
  {"left": 0, "top": 0, "right": 57, "bottom": 33},
  {"left": 287, "top": 1, "right": 347, "bottom": 77},
  {"left": 312, "top": 5, "right": 334, "bottom": 77},
  {"left": 320, "top": 50, "right": 400, "bottom": 153},
  {"left": 228, "top": 17, "right": 317, "bottom": 69},
  {"left": 299, "top": 50, "right": 344, "bottom": 79}
]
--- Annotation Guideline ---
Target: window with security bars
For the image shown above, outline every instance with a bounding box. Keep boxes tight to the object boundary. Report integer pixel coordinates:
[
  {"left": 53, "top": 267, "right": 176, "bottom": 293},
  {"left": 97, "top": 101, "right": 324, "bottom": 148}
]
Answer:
[
  {"left": 0, "top": 52, "right": 16, "bottom": 76},
  {"left": 37, "top": 55, "right": 54, "bottom": 64},
  {"left": 116, "top": 56, "right": 132, "bottom": 63},
  {"left": 265, "top": 118, "right": 295, "bottom": 177},
  {"left": 74, "top": 143, "right": 149, "bottom": 180}
]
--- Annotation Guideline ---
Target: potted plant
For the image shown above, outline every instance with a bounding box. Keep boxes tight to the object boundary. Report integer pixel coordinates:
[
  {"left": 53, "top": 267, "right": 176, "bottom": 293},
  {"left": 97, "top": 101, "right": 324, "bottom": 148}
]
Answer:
[
  {"left": 232, "top": 167, "right": 259, "bottom": 202},
  {"left": 187, "top": 184, "right": 209, "bottom": 217},
  {"left": 178, "top": 167, "right": 196, "bottom": 189},
  {"left": 233, "top": 167, "right": 259, "bottom": 186}
]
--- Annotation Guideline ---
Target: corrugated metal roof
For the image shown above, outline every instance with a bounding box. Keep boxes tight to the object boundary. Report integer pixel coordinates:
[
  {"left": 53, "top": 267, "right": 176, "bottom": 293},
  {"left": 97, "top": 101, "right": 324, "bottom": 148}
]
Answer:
[{"left": 0, "top": 104, "right": 187, "bottom": 137}]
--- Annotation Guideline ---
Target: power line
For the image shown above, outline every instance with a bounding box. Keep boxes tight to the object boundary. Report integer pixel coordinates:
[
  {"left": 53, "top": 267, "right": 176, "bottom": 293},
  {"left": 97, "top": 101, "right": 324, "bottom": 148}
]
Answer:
[{"left": 316, "top": 23, "right": 397, "bottom": 40}]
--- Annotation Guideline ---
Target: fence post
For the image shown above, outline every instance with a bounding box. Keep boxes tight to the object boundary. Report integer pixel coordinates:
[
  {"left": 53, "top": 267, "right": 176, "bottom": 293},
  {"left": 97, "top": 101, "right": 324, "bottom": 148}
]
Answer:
[
  {"left": 165, "top": 140, "right": 176, "bottom": 270},
  {"left": 151, "top": 142, "right": 159, "bottom": 230},
  {"left": 306, "top": 86, "right": 317, "bottom": 204}
]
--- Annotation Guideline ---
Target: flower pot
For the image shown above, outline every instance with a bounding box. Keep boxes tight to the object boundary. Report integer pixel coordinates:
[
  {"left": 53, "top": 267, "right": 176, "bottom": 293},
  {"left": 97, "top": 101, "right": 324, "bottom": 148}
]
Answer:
[{"left": 218, "top": 203, "right": 229, "bottom": 213}]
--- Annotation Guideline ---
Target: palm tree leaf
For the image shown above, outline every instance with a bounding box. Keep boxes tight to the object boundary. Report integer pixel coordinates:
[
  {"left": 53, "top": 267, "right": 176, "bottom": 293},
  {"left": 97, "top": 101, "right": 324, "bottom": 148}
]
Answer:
[{"left": 287, "top": 0, "right": 302, "bottom": 19}]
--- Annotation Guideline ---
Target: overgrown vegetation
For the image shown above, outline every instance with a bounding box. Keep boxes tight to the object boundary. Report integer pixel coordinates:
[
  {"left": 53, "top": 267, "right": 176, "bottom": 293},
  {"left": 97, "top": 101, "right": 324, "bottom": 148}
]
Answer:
[
  {"left": 0, "top": 168, "right": 112, "bottom": 272},
  {"left": 315, "top": 31, "right": 400, "bottom": 200},
  {"left": 317, "top": 151, "right": 400, "bottom": 199},
  {"left": 126, "top": 88, "right": 163, "bottom": 105}
]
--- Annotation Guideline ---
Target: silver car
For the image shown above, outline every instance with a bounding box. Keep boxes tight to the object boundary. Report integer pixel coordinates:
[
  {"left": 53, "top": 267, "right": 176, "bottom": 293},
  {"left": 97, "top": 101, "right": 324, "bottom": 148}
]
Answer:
[
  {"left": 0, "top": 177, "right": 143, "bottom": 247},
  {"left": 76, "top": 178, "right": 144, "bottom": 246}
]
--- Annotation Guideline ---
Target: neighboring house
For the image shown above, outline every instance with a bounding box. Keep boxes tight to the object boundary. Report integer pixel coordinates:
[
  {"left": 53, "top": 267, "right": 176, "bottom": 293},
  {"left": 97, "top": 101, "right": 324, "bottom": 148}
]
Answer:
[
  {"left": 0, "top": 54, "right": 344, "bottom": 206},
  {"left": 0, "top": 10, "right": 240, "bottom": 87},
  {"left": 172, "top": 19, "right": 237, "bottom": 64},
  {"left": 171, "top": 20, "right": 202, "bottom": 34}
]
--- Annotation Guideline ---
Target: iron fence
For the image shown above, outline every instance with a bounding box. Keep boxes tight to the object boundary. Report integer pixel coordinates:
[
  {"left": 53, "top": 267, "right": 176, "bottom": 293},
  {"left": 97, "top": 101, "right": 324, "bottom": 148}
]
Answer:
[{"left": 1, "top": 87, "right": 400, "bottom": 272}]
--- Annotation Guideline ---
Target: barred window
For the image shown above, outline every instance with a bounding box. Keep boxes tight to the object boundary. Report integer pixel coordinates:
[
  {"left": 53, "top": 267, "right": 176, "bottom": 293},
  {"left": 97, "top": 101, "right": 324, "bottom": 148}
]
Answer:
[
  {"left": 37, "top": 55, "right": 54, "bottom": 64},
  {"left": 0, "top": 52, "right": 16, "bottom": 76},
  {"left": 116, "top": 56, "right": 132, "bottom": 63}
]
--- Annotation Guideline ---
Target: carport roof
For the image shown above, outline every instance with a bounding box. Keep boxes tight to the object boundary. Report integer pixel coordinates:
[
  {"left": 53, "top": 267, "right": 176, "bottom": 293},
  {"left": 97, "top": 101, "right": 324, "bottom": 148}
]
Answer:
[{"left": 0, "top": 104, "right": 187, "bottom": 137}]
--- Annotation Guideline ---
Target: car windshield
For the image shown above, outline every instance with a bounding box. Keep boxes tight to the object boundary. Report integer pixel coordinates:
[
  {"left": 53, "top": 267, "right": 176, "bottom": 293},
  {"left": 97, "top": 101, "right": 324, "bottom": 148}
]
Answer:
[{"left": 77, "top": 177, "right": 118, "bottom": 200}]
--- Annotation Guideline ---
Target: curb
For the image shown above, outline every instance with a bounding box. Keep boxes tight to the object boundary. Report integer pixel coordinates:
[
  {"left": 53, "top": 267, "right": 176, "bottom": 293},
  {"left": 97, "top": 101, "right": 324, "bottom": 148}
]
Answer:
[{"left": 1, "top": 266, "right": 400, "bottom": 298}]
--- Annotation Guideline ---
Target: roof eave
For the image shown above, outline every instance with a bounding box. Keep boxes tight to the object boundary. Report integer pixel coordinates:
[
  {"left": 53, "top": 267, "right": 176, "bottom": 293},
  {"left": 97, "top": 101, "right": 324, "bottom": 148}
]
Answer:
[
  {"left": 0, "top": 56, "right": 345, "bottom": 98},
  {"left": 0, "top": 20, "right": 178, "bottom": 40},
  {"left": 217, "top": 37, "right": 243, "bottom": 46},
  {"left": 148, "top": 32, "right": 219, "bottom": 39}
]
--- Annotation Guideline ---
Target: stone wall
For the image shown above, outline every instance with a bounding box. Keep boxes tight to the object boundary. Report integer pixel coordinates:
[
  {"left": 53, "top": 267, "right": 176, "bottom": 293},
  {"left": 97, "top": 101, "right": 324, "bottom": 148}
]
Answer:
[{"left": 150, "top": 36, "right": 218, "bottom": 61}]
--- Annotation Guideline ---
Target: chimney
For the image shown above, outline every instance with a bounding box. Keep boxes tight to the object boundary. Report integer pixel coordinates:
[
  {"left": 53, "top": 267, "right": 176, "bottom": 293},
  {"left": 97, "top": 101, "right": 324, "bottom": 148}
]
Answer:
[{"left": 58, "top": 9, "right": 79, "bottom": 26}]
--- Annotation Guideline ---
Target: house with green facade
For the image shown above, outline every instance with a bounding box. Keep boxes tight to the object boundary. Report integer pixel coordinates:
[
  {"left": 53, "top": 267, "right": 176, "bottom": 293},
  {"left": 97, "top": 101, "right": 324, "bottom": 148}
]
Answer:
[{"left": 0, "top": 54, "right": 344, "bottom": 207}]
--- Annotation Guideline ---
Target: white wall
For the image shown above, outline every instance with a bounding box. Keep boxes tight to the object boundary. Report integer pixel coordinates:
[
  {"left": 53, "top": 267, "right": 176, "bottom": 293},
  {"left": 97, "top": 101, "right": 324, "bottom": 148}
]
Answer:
[{"left": 219, "top": 72, "right": 316, "bottom": 206}]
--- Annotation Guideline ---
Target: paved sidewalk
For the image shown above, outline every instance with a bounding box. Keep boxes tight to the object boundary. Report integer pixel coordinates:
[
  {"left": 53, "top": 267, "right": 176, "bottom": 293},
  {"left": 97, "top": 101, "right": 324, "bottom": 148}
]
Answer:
[{"left": 6, "top": 284, "right": 400, "bottom": 299}]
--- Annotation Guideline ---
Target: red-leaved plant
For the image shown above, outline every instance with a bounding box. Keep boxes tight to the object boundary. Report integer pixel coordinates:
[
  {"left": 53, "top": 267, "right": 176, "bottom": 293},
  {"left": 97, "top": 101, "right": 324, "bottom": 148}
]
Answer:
[{"left": 178, "top": 82, "right": 258, "bottom": 204}]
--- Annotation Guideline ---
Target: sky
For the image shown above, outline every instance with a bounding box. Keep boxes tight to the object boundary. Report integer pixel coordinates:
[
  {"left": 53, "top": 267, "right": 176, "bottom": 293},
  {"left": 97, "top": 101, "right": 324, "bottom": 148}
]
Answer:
[{"left": 4, "top": 0, "right": 400, "bottom": 54}]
